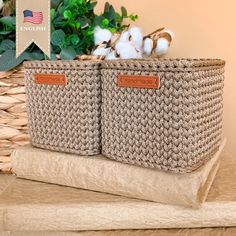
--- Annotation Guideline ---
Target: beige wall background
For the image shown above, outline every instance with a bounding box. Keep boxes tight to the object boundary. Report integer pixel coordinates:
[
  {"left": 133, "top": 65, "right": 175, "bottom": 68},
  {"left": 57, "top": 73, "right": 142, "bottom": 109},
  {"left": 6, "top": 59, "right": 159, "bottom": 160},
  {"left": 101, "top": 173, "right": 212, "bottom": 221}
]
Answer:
[{"left": 97, "top": 0, "right": 236, "bottom": 157}]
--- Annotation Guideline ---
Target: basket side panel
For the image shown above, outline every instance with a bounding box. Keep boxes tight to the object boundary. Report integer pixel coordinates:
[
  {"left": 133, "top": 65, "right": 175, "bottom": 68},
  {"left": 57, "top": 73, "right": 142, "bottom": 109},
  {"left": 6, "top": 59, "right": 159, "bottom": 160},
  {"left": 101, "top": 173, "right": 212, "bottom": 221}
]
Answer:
[
  {"left": 24, "top": 65, "right": 101, "bottom": 155},
  {"left": 190, "top": 68, "right": 225, "bottom": 169},
  {"left": 101, "top": 64, "right": 224, "bottom": 173},
  {"left": 101, "top": 68, "right": 197, "bottom": 173}
]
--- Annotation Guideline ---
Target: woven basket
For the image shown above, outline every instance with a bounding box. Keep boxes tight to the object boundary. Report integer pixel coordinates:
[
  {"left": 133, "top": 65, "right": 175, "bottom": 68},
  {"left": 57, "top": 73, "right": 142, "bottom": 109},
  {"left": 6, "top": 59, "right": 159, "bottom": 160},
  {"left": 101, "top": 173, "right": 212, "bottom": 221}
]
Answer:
[
  {"left": 0, "top": 65, "right": 29, "bottom": 173},
  {"left": 101, "top": 58, "right": 225, "bottom": 173},
  {"left": 24, "top": 59, "right": 102, "bottom": 155}
]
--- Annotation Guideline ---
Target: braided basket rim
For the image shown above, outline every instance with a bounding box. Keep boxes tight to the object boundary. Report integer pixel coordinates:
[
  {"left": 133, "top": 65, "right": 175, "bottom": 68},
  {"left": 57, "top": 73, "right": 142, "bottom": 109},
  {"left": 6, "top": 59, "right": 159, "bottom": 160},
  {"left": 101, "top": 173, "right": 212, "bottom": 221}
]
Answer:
[
  {"left": 24, "top": 58, "right": 225, "bottom": 72},
  {"left": 102, "top": 58, "right": 225, "bottom": 72},
  {"left": 23, "top": 60, "right": 102, "bottom": 70}
]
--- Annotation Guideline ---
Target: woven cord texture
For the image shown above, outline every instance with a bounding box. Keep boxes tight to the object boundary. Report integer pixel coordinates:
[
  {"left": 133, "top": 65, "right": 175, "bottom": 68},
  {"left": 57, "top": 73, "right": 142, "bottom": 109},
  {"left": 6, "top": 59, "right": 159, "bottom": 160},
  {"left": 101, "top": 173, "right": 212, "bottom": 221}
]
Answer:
[
  {"left": 101, "top": 59, "right": 225, "bottom": 173},
  {"left": 25, "top": 61, "right": 101, "bottom": 155}
]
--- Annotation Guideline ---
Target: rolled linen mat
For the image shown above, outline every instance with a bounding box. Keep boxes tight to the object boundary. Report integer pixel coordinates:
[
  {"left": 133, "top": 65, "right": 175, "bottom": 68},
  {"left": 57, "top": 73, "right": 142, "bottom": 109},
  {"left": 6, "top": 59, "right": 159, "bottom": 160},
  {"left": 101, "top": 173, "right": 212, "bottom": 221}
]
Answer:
[
  {"left": 11, "top": 139, "right": 226, "bottom": 208},
  {"left": 2, "top": 146, "right": 236, "bottom": 232}
]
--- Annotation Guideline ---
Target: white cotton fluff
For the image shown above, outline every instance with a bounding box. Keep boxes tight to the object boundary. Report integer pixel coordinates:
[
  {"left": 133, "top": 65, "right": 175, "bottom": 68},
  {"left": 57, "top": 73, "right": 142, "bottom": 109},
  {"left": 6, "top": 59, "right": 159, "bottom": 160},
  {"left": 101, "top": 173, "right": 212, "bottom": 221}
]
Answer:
[
  {"left": 143, "top": 38, "right": 154, "bottom": 55},
  {"left": 92, "top": 46, "right": 110, "bottom": 56},
  {"left": 94, "top": 26, "right": 112, "bottom": 46},
  {"left": 0, "top": 0, "right": 3, "bottom": 10},
  {"left": 163, "top": 28, "right": 175, "bottom": 40},
  {"left": 118, "top": 31, "right": 130, "bottom": 42},
  {"left": 115, "top": 41, "right": 140, "bottom": 59},
  {"left": 106, "top": 50, "right": 118, "bottom": 60},
  {"left": 156, "top": 38, "right": 170, "bottom": 56},
  {"left": 129, "top": 27, "right": 143, "bottom": 49},
  {"left": 136, "top": 50, "right": 143, "bottom": 59}
]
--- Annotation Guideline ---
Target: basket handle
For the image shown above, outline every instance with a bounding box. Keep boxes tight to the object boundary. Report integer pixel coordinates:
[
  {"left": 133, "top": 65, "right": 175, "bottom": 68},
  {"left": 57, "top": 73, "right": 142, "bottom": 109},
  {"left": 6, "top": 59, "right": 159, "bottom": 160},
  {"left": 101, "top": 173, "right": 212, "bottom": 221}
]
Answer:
[{"left": 117, "top": 75, "right": 160, "bottom": 89}]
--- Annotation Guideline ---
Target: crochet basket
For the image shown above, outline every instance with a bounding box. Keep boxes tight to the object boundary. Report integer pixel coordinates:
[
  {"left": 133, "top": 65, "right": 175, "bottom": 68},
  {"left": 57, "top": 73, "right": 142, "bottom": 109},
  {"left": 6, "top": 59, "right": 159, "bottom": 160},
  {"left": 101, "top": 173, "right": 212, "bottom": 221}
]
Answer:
[
  {"left": 24, "top": 60, "right": 101, "bottom": 155},
  {"left": 101, "top": 58, "right": 225, "bottom": 173}
]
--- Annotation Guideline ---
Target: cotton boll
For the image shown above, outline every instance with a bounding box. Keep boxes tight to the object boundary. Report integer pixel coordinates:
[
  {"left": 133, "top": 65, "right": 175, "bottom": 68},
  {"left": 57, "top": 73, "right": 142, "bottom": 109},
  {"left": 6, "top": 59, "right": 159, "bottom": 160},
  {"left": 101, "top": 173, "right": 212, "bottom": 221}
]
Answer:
[
  {"left": 163, "top": 28, "right": 175, "bottom": 40},
  {"left": 156, "top": 38, "right": 170, "bottom": 56},
  {"left": 118, "top": 31, "right": 130, "bottom": 42},
  {"left": 129, "top": 27, "right": 143, "bottom": 49},
  {"left": 106, "top": 50, "right": 118, "bottom": 60},
  {"left": 115, "top": 41, "right": 139, "bottom": 59},
  {"left": 136, "top": 50, "right": 143, "bottom": 59},
  {"left": 143, "top": 38, "right": 154, "bottom": 55},
  {"left": 111, "top": 33, "right": 120, "bottom": 44},
  {"left": 0, "top": 0, "right": 3, "bottom": 10},
  {"left": 134, "top": 47, "right": 143, "bottom": 59},
  {"left": 94, "top": 26, "right": 112, "bottom": 46},
  {"left": 92, "top": 46, "right": 110, "bottom": 57}
]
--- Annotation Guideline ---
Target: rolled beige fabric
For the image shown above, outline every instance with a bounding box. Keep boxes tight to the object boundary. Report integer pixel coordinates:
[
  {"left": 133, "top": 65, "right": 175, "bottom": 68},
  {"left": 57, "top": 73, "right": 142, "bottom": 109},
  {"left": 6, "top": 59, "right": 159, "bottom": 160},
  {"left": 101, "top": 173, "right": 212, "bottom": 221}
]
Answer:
[
  {"left": 11, "top": 140, "right": 226, "bottom": 208},
  {"left": 2, "top": 148, "right": 236, "bottom": 231}
]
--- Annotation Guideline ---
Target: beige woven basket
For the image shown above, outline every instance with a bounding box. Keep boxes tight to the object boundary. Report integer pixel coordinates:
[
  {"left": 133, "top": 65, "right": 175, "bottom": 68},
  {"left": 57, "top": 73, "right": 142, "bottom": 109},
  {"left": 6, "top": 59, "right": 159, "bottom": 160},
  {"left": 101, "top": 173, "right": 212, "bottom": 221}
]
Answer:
[
  {"left": 0, "top": 65, "right": 29, "bottom": 173},
  {"left": 101, "top": 58, "right": 225, "bottom": 173},
  {"left": 24, "top": 59, "right": 102, "bottom": 155}
]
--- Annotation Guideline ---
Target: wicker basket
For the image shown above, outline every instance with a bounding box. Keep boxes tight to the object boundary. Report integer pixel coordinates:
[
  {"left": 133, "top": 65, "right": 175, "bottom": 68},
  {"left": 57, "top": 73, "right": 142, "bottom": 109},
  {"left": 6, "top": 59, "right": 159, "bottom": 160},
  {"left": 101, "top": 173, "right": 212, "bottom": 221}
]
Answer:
[
  {"left": 0, "top": 65, "right": 29, "bottom": 173},
  {"left": 24, "top": 60, "right": 102, "bottom": 155},
  {"left": 101, "top": 58, "right": 225, "bottom": 173}
]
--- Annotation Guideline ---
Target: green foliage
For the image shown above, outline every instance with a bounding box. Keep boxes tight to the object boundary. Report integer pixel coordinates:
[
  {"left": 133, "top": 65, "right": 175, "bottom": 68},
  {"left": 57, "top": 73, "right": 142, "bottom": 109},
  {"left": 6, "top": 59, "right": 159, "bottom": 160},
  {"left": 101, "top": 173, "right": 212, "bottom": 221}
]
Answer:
[
  {"left": 0, "top": 0, "right": 138, "bottom": 71},
  {"left": 0, "top": 49, "right": 44, "bottom": 71},
  {"left": 99, "top": 2, "right": 138, "bottom": 32},
  {"left": 0, "top": 16, "right": 15, "bottom": 39},
  {"left": 60, "top": 46, "right": 77, "bottom": 60},
  {"left": 51, "top": 29, "right": 66, "bottom": 47}
]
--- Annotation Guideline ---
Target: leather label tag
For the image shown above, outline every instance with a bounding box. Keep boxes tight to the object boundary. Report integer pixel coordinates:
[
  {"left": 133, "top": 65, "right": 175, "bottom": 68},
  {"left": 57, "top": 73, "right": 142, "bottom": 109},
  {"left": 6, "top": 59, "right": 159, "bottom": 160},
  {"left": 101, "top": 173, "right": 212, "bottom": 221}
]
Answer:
[
  {"left": 34, "top": 74, "right": 67, "bottom": 85},
  {"left": 118, "top": 75, "right": 160, "bottom": 89}
]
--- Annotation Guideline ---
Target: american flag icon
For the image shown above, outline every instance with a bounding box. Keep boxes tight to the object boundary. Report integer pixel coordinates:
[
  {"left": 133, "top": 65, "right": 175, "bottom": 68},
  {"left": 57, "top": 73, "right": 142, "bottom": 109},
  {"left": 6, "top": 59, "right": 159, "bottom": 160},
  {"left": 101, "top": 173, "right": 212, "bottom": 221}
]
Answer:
[{"left": 23, "top": 10, "right": 43, "bottom": 24}]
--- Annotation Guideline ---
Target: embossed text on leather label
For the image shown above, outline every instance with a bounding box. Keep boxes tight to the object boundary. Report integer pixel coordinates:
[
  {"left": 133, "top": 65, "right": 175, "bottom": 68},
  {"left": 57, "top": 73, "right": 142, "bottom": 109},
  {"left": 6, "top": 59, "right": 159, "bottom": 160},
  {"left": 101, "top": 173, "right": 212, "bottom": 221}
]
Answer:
[
  {"left": 118, "top": 75, "right": 160, "bottom": 89},
  {"left": 34, "top": 74, "right": 67, "bottom": 85}
]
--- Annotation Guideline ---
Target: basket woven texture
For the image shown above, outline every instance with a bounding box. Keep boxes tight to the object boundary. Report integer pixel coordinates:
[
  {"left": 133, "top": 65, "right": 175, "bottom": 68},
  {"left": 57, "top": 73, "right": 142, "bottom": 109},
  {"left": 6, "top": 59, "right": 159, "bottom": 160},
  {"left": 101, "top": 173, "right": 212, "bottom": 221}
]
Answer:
[
  {"left": 0, "top": 66, "right": 29, "bottom": 173},
  {"left": 24, "top": 60, "right": 101, "bottom": 155},
  {"left": 101, "top": 59, "right": 225, "bottom": 173}
]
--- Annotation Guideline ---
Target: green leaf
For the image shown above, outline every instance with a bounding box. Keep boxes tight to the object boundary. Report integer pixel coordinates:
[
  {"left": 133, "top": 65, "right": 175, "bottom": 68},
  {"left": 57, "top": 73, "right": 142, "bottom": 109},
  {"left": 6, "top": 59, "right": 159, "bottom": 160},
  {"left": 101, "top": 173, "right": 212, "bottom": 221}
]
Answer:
[
  {"left": 51, "top": 9, "right": 56, "bottom": 21},
  {"left": 51, "top": 29, "right": 65, "bottom": 47},
  {"left": 94, "top": 15, "right": 104, "bottom": 26},
  {"left": 64, "top": 0, "right": 70, "bottom": 5},
  {"left": 0, "top": 39, "right": 15, "bottom": 51},
  {"left": 58, "top": 4, "right": 66, "bottom": 14},
  {"left": 108, "top": 27, "right": 116, "bottom": 33},
  {"left": 0, "top": 50, "right": 30, "bottom": 71},
  {"left": 50, "top": 53, "right": 57, "bottom": 60},
  {"left": 108, "top": 5, "right": 115, "bottom": 20},
  {"left": 78, "top": 17, "right": 91, "bottom": 28},
  {"left": 102, "top": 18, "right": 109, "bottom": 28},
  {"left": 129, "top": 14, "right": 138, "bottom": 21},
  {"left": 0, "top": 31, "right": 13, "bottom": 35},
  {"left": 51, "top": 44, "right": 61, "bottom": 54},
  {"left": 60, "top": 46, "right": 77, "bottom": 60},
  {"left": 75, "top": 47, "right": 84, "bottom": 55},
  {"left": 0, "top": 16, "right": 16, "bottom": 28},
  {"left": 68, "top": 21, "right": 81, "bottom": 29},
  {"left": 121, "top": 6, "right": 127, "bottom": 17},
  {"left": 64, "top": 10, "right": 73, "bottom": 20},
  {"left": 75, "top": 21, "right": 81, "bottom": 29},
  {"left": 104, "top": 2, "right": 110, "bottom": 13},
  {"left": 51, "top": 0, "right": 62, "bottom": 9},
  {"left": 88, "top": 1, "right": 97, "bottom": 10},
  {"left": 65, "top": 34, "right": 80, "bottom": 46},
  {"left": 28, "top": 51, "right": 45, "bottom": 60}
]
